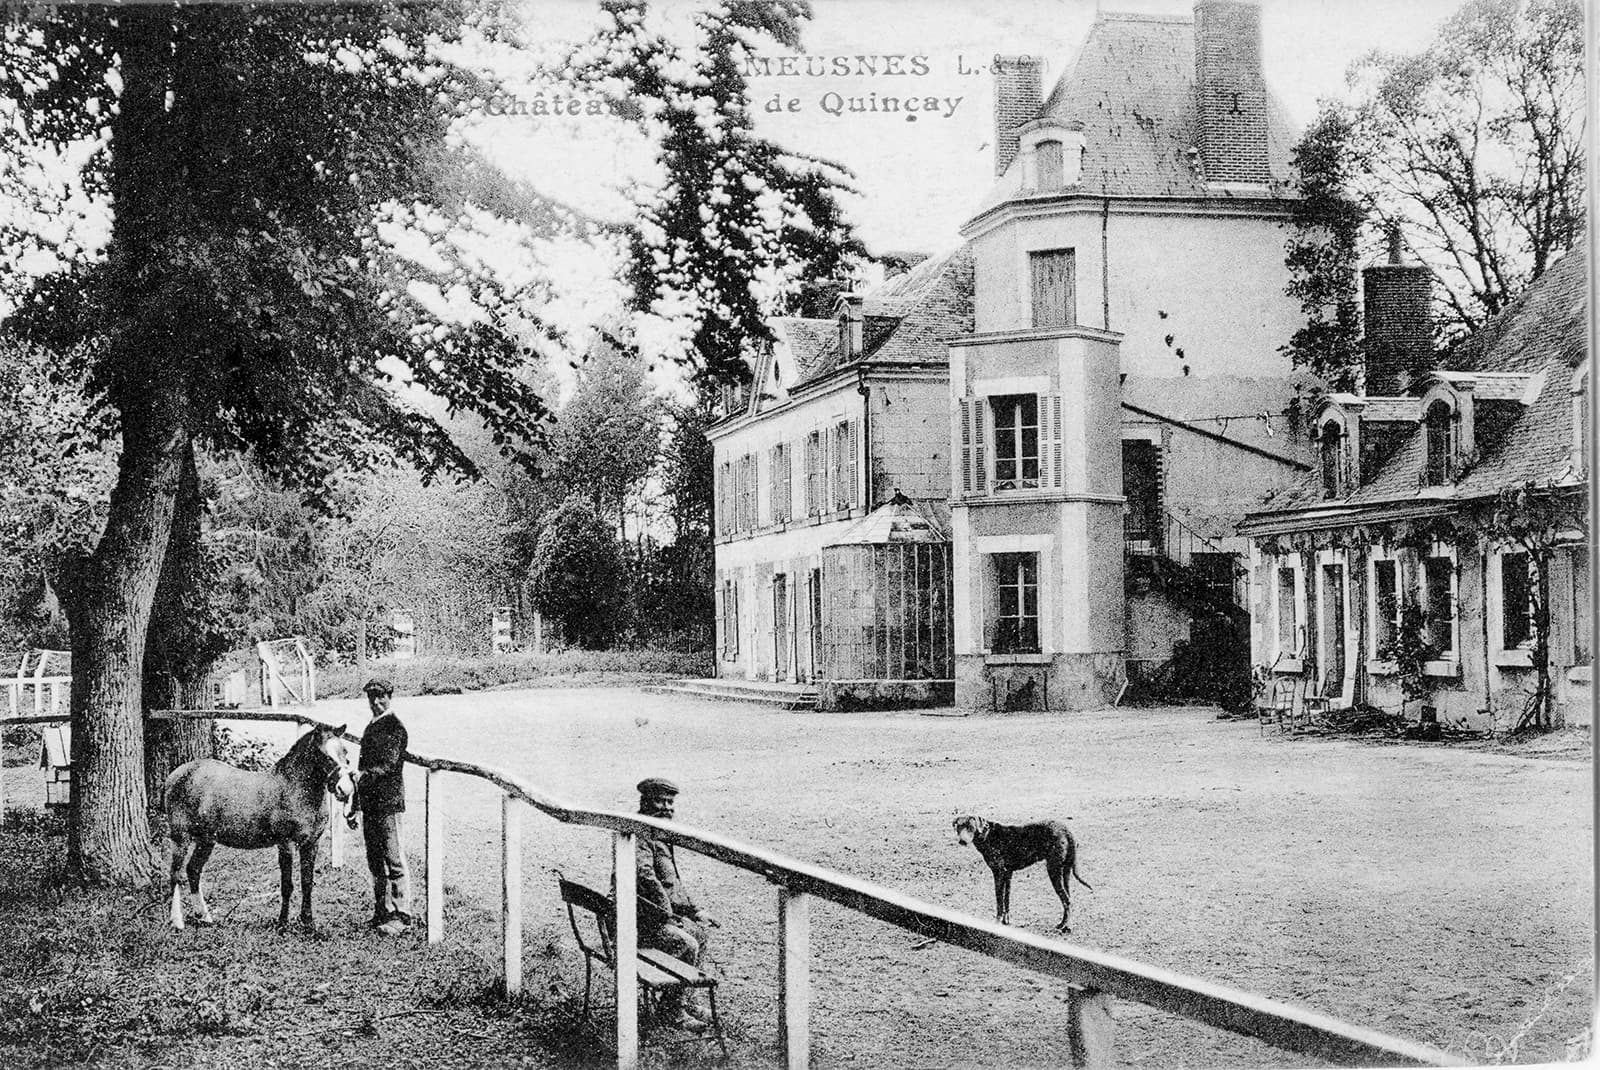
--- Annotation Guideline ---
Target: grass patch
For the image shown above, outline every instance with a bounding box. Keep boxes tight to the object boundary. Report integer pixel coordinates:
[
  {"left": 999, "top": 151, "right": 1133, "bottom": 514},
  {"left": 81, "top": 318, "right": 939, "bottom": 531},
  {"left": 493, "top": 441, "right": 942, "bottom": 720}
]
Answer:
[
  {"left": 0, "top": 808, "right": 772, "bottom": 1069},
  {"left": 317, "top": 650, "right": 712, "bottom": 700}
]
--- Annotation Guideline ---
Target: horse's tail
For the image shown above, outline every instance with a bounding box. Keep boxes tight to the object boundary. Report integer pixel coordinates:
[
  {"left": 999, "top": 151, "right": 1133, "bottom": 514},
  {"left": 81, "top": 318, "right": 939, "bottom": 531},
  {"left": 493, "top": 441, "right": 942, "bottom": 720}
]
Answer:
[{"left": 1071, "top": 858, "right": 1092, "bottom": 891}]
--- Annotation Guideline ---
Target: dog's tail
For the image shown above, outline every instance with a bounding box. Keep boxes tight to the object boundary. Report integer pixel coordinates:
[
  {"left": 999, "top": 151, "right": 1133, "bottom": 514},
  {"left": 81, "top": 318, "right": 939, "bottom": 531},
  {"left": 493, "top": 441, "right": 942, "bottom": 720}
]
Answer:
[{"left": 1070, "top": 860, "right": 1092, "bottom": 891}]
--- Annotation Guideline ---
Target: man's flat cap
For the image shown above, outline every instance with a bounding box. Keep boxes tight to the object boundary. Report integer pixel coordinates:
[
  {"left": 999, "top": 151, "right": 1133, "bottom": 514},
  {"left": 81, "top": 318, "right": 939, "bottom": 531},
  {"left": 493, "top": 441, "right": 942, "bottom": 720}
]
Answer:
[
  {"left": 362, "top": 677, "right": 395, "bottom": 696},
  {"left": 636, "top": 777, "right": 680, "bottom": 798}
]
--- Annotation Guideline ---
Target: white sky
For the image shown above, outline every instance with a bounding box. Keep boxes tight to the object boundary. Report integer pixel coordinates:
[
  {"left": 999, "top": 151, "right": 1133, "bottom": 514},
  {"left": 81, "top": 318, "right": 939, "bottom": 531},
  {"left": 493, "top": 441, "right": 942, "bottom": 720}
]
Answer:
[{"left": 491, "top": 0, "right": 1469, "bottom": 256}]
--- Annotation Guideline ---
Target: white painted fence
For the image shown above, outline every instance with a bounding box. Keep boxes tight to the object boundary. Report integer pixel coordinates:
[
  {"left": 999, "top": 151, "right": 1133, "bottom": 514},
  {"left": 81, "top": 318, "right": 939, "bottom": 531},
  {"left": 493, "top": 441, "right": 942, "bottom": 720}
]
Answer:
[{"left": 6, "top": 707, "right": 1459, "bottom": 1070}]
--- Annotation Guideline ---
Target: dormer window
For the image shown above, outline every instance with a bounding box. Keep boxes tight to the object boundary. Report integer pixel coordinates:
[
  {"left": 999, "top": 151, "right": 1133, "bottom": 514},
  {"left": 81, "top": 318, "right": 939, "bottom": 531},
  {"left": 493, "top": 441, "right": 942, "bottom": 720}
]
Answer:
[
  {"left": 1423, "top": 400, "right": 1457, "bottom": 485},
  {"left": 1318, "top": 419, "right": 1345, "bottom": 498},
  {"left": 1036, "top": 139, "right": 1064, "bottom": 188}
]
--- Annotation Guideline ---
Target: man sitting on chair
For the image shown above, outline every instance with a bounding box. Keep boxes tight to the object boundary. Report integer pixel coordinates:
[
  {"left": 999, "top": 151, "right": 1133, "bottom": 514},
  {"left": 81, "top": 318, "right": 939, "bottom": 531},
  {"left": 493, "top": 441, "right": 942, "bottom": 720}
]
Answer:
[{"left": 633, "top": 777, "right": 717, "bottom": 1032}]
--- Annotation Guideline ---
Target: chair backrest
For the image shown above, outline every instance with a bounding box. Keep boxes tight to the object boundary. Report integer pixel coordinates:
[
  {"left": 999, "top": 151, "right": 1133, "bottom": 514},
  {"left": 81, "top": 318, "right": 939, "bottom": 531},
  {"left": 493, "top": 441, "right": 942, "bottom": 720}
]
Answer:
[{"left": 559, "top": 877, "right": 616, "bottom": 964}]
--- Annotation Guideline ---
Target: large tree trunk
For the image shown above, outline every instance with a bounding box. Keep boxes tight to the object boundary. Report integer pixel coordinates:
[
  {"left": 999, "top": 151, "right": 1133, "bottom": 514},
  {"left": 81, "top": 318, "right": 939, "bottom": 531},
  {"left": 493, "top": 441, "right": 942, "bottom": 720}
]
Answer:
[
  {"left": 65, "top": 9, "right": 188, "bottom": 886},
  {"left": 143, "top": 441, "right": 217, "bottom": 805},
  {"left": 66, "top": 397, "right": 190, "bottom": 886}
]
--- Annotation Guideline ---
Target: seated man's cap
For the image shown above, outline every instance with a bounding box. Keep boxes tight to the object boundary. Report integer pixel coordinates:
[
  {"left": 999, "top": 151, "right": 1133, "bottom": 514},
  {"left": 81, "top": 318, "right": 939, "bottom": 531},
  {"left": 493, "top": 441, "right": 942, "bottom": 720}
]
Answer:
[
  {"left": 636, "top": 777, "right": 680, "bottom": 799},
  {"left": 362, "top": 677, "right": 395, "bottom": 696}
]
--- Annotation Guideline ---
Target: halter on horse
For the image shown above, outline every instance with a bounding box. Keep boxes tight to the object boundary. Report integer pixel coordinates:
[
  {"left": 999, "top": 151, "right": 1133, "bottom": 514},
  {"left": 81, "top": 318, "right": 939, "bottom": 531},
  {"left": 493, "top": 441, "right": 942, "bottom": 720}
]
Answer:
[{"left": 164, "top": 723, "right": 355, "bottom": 931}]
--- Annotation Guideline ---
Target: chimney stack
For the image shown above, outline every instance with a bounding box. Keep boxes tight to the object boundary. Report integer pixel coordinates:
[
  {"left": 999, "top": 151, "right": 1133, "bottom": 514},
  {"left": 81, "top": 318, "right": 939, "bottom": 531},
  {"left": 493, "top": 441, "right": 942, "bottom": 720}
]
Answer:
[
  {"left": 1362, "top": 224, "right": 1433, "bottom": 396},
  {"left": 1193, "top": 0, "right": 1268, "bottom": 184},
  {"left": 836, "top": 293, "right": 864, "bottom": 361},
  {"left": 993, "top": 56, "right": 1045, "bottom": 176}
]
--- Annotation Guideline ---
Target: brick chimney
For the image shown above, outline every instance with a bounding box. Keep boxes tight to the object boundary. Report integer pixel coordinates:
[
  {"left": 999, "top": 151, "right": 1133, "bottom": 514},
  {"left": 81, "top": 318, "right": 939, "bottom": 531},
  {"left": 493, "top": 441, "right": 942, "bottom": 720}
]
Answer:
[
  {"left": 835, "top": 293, "right": 864, "bottom": 361},
  {"left": 1193, "top": 0, "right": 1268, "bottom": 184},
  {"left": 1362, "top": 225, "right": 1433, "bottom": 396},
  {"left": 993, "top": 56, "right": 1044, "bottom": 176}
]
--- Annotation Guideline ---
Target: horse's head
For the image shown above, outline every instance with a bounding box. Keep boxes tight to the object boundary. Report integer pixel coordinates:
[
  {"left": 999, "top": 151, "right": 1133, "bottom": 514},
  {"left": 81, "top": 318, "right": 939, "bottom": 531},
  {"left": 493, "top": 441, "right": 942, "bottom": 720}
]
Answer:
[{"left": 315, "top": 725, "right": 356, "bottom": 802}]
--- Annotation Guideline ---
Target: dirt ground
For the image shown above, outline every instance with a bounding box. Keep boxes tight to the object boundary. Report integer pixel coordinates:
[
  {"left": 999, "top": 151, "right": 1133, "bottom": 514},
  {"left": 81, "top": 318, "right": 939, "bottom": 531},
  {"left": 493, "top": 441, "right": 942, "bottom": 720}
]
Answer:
[
  {"left": 1, "top": 692, "right": 1591, "bottom": 1069},
  {"left": 294, "top": 688, "right": 1592, "bottom": 1069}
]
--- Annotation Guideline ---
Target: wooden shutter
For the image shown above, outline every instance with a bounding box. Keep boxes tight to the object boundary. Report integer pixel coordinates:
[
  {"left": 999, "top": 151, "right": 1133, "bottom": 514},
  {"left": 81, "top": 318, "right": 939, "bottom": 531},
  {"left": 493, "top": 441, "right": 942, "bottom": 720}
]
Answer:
[
  {"left": 1030, "top": 249, "right": 1076, "bottom": 328},
  {"left": 803, "top": 434, "right": 816, "bottom": 516},
  {"left": 844, "top": 420, "right": 858, "bottom": 509},
  {"left": 972, "top": 398, "right": 988, "bottom": 496},
  {"left": 959, "top": 400, "right": 973, "bottom": 497},
  {"left": 1049, "top": 394, "right": 1064, "bottom": 488},
  {"left": 1037, "top": 396, "right": 1052, "bottom": 489}
]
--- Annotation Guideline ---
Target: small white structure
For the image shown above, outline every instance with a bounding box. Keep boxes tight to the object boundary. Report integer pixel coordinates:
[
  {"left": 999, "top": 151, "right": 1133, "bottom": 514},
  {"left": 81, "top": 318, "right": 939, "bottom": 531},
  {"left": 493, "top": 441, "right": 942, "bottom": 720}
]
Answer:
[
  {"left": 492, "top": 606, "right": 513, "bottom": 654},
  {"left": 39, "top": 722, "right": 70, "bottom": 810}
]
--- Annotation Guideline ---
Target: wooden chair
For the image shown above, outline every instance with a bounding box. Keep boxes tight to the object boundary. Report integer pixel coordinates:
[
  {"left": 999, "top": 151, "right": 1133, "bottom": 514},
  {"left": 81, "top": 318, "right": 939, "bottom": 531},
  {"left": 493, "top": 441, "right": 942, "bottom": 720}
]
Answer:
[
  {"left": 557, "top": 875, "right": 728, "bottom": 1059},
  {"left": 1257, "top": 673, "right": 1305, "bottom": 735}
]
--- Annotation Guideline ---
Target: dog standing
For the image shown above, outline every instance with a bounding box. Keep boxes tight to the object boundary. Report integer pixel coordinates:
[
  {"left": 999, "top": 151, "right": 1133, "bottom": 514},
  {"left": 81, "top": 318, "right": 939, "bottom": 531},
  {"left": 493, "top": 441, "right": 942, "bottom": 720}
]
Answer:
[{"left": 953, "top": 815, "right": 1091, "bottom": 932}]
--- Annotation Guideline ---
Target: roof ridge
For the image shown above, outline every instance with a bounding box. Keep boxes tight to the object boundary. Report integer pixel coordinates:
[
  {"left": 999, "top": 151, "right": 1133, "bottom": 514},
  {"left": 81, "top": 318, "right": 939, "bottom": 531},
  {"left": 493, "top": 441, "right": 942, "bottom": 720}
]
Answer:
[{"left": 1097, "top": 11, "right": 1192, "bottom": 23}]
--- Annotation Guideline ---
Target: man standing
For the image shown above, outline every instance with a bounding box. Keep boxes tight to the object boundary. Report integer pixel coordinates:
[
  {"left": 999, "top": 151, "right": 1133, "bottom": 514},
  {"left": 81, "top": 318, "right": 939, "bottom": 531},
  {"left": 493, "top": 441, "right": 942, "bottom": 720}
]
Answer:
[
  {"left": 354, "top": 677, "right": 411, "bottom": 936},
  {"left": 633, "top": 777, "right": 717, "bottom": 1031}
]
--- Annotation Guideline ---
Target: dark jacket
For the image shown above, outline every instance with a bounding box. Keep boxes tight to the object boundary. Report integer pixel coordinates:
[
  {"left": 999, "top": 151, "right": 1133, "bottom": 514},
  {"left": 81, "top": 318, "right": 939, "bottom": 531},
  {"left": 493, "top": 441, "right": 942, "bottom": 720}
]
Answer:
[
  {"left": 636, "top": 832, "right": 699, "bottom": 926},
  {"left": 356, "top": 712, "right": 407, "bottom": 814}
]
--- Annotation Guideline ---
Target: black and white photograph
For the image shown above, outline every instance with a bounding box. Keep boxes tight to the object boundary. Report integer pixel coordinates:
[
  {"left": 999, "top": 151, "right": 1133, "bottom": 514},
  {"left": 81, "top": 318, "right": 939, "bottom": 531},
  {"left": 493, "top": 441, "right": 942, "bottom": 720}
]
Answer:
[{"left": 0, "top": 0, "right": 1591, "bottom": 1067}]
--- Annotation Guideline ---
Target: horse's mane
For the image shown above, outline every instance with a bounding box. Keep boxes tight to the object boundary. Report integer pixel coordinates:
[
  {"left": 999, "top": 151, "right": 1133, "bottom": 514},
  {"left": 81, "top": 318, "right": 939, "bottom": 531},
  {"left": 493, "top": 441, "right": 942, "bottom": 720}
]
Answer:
[{"left": 274, "top": 729, "right": 322, "bottom": 776}]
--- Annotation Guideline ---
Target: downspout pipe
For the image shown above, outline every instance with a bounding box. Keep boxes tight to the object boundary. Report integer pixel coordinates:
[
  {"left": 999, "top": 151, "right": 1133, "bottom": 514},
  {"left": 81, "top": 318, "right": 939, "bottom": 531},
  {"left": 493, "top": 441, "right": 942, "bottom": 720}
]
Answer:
[{"left": 856, "top": 366, "right": 873, "bottom": 509}]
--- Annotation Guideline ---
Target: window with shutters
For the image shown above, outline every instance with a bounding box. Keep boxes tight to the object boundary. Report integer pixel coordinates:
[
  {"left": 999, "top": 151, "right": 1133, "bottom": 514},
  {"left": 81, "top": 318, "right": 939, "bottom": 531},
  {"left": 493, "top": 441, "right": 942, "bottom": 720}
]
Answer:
[
  {"left": 830, "top": 419, "right": 856, "bottom": 512},
  {"left": 990, "top": 553, "right": 1040, "bottom": 654},
  {"left": 804, "top": 431, "right": 822, "bottom": 516},
  {"left": 716, "top": 461, "right": 733, "bottom": 536},
  {"left": 1318, "top": 420, "right": 1345, "bottom": 498},
  {"left": 1029, "top": 249, "right": 1076, "bottom": 328},
  {"left": 991, "top": 395, "right": 1039, "bottom": 490},
  {"left": 735, "top": 453, "right": 757, "bottom": 532},
  {"left": 770, "top": 443, "right": 791, "bottom": 524}
]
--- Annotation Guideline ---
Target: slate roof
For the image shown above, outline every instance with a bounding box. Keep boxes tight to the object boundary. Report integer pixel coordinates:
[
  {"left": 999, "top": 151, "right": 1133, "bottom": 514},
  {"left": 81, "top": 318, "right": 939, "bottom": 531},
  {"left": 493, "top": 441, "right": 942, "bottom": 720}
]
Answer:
[
  {"left": 794, "top": 245, "right": 975, "bottom": 386},
  {"left": 971, "top": 12, "right": 1298, "bottom": 219},
  {"left": 1242, "top": 248, "right": 1588, "bottom": 532}
]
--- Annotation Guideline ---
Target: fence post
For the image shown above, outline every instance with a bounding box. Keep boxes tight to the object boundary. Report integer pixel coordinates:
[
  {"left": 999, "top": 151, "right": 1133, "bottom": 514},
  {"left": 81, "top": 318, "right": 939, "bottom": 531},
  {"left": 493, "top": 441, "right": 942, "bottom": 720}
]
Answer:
[
  {"left": 779, "top": 887, "right": 812, "bottom": 1070},
  {"left": 612, "top": 829, "right": 639, "bottom": 1070},
  {"left": 327, "top": 791, "right": 344, "bottom": 868},
  {"left": 501, "top": 794, "right": 522, "bottom": 998},
  {"left": 1067, "top": 986, "right": 1116, "bottom": 1069},
  {"left": 425, "top": 767, "right": 443, "bottom": 944}
]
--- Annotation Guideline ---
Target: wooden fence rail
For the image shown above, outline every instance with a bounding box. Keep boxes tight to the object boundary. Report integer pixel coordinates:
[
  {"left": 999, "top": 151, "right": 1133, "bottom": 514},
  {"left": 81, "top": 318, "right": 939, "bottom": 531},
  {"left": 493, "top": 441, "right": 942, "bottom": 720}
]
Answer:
[{"left": 5, "top": 708, "right": 1460, "bottom": 1070}]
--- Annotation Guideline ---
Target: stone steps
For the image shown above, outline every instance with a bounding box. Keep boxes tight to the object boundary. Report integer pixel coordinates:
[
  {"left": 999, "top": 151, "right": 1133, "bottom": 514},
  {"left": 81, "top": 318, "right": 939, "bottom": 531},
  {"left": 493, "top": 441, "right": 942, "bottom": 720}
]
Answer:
[{"left": 644, "top": 678, "right": 820, "bottom": 711}]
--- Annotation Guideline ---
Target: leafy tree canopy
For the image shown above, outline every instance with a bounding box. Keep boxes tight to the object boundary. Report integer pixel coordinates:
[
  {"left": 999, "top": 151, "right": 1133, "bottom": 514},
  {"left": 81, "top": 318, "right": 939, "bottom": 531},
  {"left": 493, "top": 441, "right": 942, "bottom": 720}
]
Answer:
[
  {"left": 1342, "top": 0, "right": 1583, "bottom": 338},
  {"left": 1, "top": 2, "right": 553, "bottom": 494},
  {"left": 529, "top": 494, "right": 627, "bottom": 649},
  {"left": 568, "top": 0, "right": 865, "bottom": 385}
]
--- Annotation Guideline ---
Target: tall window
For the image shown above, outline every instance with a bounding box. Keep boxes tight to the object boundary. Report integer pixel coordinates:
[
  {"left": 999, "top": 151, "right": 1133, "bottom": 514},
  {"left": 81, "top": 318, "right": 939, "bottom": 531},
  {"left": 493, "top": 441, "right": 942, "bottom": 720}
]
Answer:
[
  {"left": 804, "top": 431, "right": 822, "bottom": 516},
  {"left": 720, "top": 578, "right": 739, "bottom": 658},
  {"left": 1318, "top": 421, "right": 1344, "bottom": 498},
  {"left": 716, "top": 461, "right": 733, "bottom": 536},
  {"left": 992, "top": 394, "right": 1040, "bottom": 490},
  {"left": 1424, "top": 401, "right": 1455, "bottom": 485},
  {"left": 1275, "top": 564, "right": 1299, "bottom": 657},
  {"left": 1372, "top": 558, "right": 1401, "bottom": 651},
  {"left": 1500, "top": 551, "right": 1533, "bottom": 649},
  {"left": 1036, "top": 139, "right": 1064, "bottom": 187},
  {"left": 1029, "top": 249, "right": 1076, "bottom": 328},
  {"left": 1122, "top": 440, "right": 1161, "bottom": 542},
  {"left": 770, "top": 443, "right": 791, "bottom": 524},
  {"left": 992, "top": 552, "right": 1040, "bottom": 654},
  {"left": 1421, "top": 553, "right": 1455, "bottom": 658},
  {"left": 830, "top": 420, "right": 856, "bottom": 512},
  {"left": 737, "top": 453, "right": 757, "bottom": 531}
]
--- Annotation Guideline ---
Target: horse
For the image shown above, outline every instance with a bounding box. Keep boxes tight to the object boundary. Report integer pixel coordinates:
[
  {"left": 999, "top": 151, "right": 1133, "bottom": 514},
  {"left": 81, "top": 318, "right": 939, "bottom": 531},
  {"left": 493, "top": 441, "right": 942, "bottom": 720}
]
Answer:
[{"left": 164, "top": 722, "right": 355, "bottom": 931}]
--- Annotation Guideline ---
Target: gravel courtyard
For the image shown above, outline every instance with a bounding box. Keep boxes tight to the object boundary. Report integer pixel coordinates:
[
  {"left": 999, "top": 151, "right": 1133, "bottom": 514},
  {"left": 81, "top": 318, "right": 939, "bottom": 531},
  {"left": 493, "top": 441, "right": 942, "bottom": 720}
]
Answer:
[{"left": 295, "top": 688, "right": 1591, "bottom": 1068}]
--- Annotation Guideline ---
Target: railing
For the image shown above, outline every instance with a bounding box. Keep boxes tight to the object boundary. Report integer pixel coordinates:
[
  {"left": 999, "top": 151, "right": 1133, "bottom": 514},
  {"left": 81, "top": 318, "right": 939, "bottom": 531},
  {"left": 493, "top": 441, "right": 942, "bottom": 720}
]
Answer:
[
  {"left": 3, "top": 649, "right": 70, "bottom": 719},
  {"left": 3, "top": 707, "right": 1458, "bottom": 1070}
]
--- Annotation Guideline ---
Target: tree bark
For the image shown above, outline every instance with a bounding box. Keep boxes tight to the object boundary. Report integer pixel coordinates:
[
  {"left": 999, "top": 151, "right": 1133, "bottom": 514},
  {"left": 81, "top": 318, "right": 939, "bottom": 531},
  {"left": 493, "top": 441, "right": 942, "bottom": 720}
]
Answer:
[
  {"left": 66, "top": 395, "right": 190, "bottom": 886},
  {"left": 143, "top": 440, "right": 216, "bottom": 804},
  {"left": 65, "top": 8, "right": 187, "bottom": 886}
]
